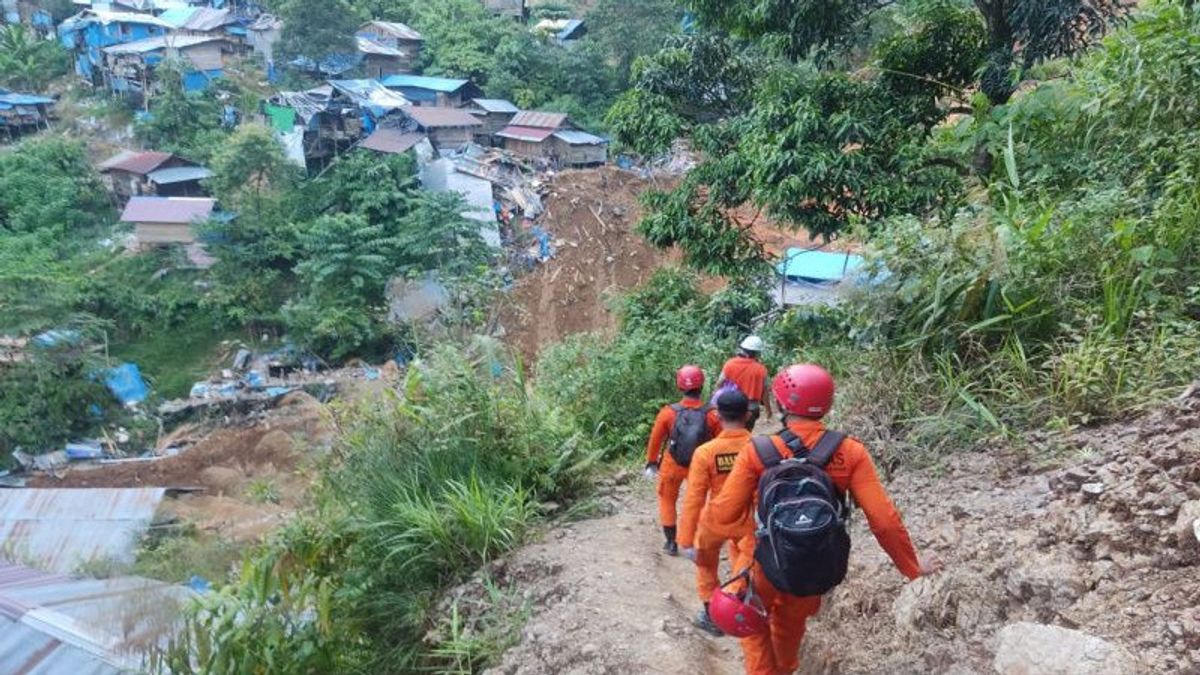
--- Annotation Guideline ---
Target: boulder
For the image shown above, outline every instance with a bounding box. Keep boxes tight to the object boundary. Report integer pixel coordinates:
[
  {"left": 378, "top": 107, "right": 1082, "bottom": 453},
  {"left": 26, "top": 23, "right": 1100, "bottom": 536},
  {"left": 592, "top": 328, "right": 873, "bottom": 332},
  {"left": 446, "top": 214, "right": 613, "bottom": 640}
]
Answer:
[
  {"left": 993, "top": 622, "right": 1143, "bottom": 675},
  {"left": 1174, "top": 500, "right": 1200, "bottom": 554}
]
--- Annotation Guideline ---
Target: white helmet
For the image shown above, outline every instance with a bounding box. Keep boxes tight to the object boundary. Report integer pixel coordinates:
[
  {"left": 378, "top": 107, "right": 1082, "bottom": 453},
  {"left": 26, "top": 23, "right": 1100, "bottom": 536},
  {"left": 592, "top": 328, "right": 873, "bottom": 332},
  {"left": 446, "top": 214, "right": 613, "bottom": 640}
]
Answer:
[{"left": 740, "top": 335, "right": 765, "bottom": 353}]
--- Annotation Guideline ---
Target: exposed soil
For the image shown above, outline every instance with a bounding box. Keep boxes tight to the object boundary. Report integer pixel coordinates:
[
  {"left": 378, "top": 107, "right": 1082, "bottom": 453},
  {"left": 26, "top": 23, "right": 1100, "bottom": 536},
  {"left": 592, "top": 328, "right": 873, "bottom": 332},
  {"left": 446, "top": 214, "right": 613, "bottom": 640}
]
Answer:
[
  {"left": 464, "top": 390, "right": 1200, "bottom": 674},
  {"left": 498, "top": 167, "right": 676, "bottom": 364},
  {"left": 28, "top": 390, "right": 334, "bottom": 542}
]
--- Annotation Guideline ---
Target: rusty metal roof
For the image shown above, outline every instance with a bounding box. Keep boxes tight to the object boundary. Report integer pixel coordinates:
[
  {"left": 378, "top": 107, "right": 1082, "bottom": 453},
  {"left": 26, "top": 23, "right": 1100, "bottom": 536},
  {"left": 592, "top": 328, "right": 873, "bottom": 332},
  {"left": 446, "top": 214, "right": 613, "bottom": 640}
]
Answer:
[
  {"left": 405, "top": 106, "right": 482, "bottom": 129},
  {"left": 98, "top": 150, "right": 174, "bottom": 176},
  {"left": 357, "top": 20, "right": 424, "bottom": 42},
  {"left": 120, "top": 197, "right": 216, "bottom": 224},
  {"left": 0, "top": 562, "right": 194, "bottom": 674},
  {"left": 360, "top": 128, "right": 426, "bottom": 155},
  {"left": 509, "top": 111, "right": 568, "bottom": 129},
  {"left": 0, "top": 488, "right": 167, "bottom": 574}
]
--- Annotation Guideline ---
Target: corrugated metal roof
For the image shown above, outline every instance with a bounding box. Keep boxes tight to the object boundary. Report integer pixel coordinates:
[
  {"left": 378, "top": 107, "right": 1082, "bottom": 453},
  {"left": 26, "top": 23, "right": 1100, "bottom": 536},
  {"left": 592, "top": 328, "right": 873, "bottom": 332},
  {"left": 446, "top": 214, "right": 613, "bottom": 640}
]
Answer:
[
  {"left": 552, "top": 129, "right": 606, "bottom": 145},
  {"left": 496, "top": 125, "right": 555, "bottom": 142},
  {"left": 778, "top": 248, "right": 866, "bottom": 282},
  {"left": 509, "top": 111, "right": 568, "bottom": 129},
  {"left": 98, "top": 150, "right": 173, "bottom": 175},
  {"left": 147, "top": 166, "right": 213, "bottom": 185},
  {"left": 0, "top": 488, "right": 166, "bottom": 574},
  {"left": 381, "top": 74, "right": 470, "bottom": 93},
  {"left": 328, "top": 78, "right": 410, "bottom": 110},
  {"left": 355, "top": 37, "right": 405, "bottom": 58},
  {"left": 120, "top": 197, "right": 215, "bottom": 224},
  {"left": 0, "top": 91, "right": 55, "bottom": 105},
  {"left": 360, "top": 128, "right": 425, "bottom": 155},
  {"left": 248, "top": 13, "right": 282, "bottom": 31},
  {"left": 405, "top": 106, "right": 482, "bottom": 129},
  {"left": 157, "top": 5, "right": 196, "bottom": 28},
  {"left": 420, "top": 159, "right": 499, "bottom": 247},
  {"left": 357, "top": 20, "right": 423, "bottom": 42},
  {"left": 0, "top": 563, "right": 195, "bottom": 674},
  {"left": 103, "top": 34, "right": 225, "bottom": 55},
  {"left": 181, "top": 7, "right": 234, "bottom": 32},
  {"left": 85, "top": 9, "right": 173, "bottom": 29},
  {"left": 471, "top": 98, "right": 518, "bottom": 114}
]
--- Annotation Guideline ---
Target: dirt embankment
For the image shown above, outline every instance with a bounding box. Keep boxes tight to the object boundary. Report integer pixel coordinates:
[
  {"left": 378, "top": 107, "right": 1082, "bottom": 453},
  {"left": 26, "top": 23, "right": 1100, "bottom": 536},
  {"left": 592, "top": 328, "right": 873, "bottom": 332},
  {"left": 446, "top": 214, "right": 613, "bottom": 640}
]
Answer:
[
  {"left": 459, "top": 390, "right": 1200, "bottom": 674},
  {"left": 498, "top": 167, "right": 676, "bottom": 364}
]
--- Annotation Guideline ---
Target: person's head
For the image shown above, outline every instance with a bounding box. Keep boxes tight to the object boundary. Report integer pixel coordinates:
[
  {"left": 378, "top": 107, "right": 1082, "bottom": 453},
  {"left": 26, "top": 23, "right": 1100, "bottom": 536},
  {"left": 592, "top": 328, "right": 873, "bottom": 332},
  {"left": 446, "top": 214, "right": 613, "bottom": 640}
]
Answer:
[
  {"left": 772, "top": 363, "right": 835, "bottom": 420},
  {"left": 716, "top": 389, "right": 751, "bottom": 428},
  {"left": 738, "top": 335, "right": 765, "bottom": 359},
  {"left": 676, "top": 365, "right": 705, "bottom": 399}
]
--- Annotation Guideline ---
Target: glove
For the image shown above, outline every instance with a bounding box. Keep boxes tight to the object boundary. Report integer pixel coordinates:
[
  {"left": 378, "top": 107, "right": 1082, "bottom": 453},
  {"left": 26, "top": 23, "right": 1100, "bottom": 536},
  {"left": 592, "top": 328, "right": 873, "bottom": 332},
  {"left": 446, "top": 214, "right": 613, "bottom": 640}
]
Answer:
[
  {"left": 681, "top": 547, "right": 697, "bottom": 562},
  {"left": 643, "top": 462, "right": 658, "bottom": 480}
]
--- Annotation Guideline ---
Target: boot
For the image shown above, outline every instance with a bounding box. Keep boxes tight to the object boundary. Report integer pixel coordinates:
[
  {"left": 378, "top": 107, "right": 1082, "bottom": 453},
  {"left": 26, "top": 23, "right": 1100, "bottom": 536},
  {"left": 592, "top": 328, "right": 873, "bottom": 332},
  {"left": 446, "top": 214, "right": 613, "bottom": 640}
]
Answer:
[
  {"left": 663, "top": 526, "right": 678, "bottom": 556},
  {"left": 694, "top": 604, "right": 724, "bottom": 637}
]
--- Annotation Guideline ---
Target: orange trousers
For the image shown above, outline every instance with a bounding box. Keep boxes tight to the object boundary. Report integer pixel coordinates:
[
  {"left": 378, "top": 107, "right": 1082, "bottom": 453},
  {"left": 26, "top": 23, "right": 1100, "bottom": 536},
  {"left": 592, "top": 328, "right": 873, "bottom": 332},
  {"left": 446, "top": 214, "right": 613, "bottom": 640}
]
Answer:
[
  {"left": 694, "top": 527, "right": 744, "bottom": 603},
  {"left": 655, "top": 456, "right": 688, "bottom": 527},
  {"left": 739, "top": 566, "right": 822, "bottom": 675}
]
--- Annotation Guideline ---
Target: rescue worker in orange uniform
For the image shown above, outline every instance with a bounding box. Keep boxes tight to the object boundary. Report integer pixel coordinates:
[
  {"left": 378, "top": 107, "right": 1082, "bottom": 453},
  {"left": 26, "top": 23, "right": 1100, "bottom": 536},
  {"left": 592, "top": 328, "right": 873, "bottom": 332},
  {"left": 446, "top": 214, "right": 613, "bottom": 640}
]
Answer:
[
  {"left": 716, "top": 336, "right": 772, "bottom": 431},
  {"left": 645, "top": 365, "right": 722, "bottom": 556},
  {"left": 676, "top": 389, "right": 756, "bottom": 636},
  {"left": 704, "top": 364, "right": 943, "bottom": 675}
]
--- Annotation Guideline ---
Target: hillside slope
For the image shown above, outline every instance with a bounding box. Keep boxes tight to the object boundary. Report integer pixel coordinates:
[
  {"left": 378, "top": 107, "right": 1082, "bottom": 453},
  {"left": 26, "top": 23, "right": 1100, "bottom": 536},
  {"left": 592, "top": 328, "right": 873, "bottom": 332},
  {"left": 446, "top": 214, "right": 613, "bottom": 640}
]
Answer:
[{"left": 478, "top": 391, "right": 1200, "bottom": 674}]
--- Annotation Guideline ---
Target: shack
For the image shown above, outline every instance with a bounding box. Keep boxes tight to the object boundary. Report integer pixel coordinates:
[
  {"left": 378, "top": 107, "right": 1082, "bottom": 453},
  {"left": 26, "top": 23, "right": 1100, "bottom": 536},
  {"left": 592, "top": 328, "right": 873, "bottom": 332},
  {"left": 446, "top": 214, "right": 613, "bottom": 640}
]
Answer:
[
  {"left": 464, "top": 98, "right": 517, "bottom": 145},
  {"left": 120, "top": 196, "right": 216, "bottom": 245},
  {"left": 99, "top": 150, "right": 207, "bottom": 202},
  {"left": 549, "top": 129, "right": 607, "bottom": 167},
  {"left": 355, "top": 21, "right": 422, "bottom": 74},
  {"left": 0, "top": 89, "right": 54, "bottom": 139},
  {"left": 246, "top": 13, "right": 282, "bottom": 77},
  {"left": 101, "top": 34, "right": 232, "bottom": 97},
  {"left": 381, "top": 74, "right": 482, "bottom": 108},
  {"left": 359, "top": 127, "right": 426, "bottom": 156},
  {"left": 534, "top": 18, "right": 587, "bottom": 45},
  {"left": 482, "top": 0, "right": 526, "bottom": 20},
  {"left": 58, "top": 9, "right": 172, "bottom": 86},
  {"left": 400, "top": 106, "right": 482, "bottom": 151},
  {"left": 496, "top": 110, "right": 570, "bottom": 159}
]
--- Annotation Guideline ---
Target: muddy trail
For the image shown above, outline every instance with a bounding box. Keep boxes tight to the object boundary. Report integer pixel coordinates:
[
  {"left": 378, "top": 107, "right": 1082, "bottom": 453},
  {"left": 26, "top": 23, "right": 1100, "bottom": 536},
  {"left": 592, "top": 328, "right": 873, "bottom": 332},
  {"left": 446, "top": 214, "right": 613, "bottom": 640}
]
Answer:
[{"left": 466, "top": 390, "right": 1200, "bottom": 674}]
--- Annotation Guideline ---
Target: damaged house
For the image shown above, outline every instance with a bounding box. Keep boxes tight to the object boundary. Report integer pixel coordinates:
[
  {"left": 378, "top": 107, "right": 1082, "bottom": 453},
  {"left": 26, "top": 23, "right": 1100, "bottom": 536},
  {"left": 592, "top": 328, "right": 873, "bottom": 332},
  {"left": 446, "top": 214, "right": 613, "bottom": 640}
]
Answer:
[
  {"left": 99, "top": 150, "right": 211, "bottom": 203},
  {"left": 58, "top": 9, "right": 173, "bottom": 86},
  {"left": 398, "top": 106, "right": 482, "bottom": 151},
  {"left": 101, "top": 33, "right": 234, "bottom": 97},
  {"left": 381, "top": 74, "right": 482, "bottom": 108},
  {"left": 0, "top": 89, "right": 54, "bottom": 139},
  {"left": 496, "top": 110, "right": 607, "bottom": 167},
  {"left": 464, "top": 98, "right": 518, "bottom": 145},
  {"left": 355, "top": 21, "right": 423, "bottom": 76},
  {"left": 264, "top": 81, "right": 410, "bottom": 170}
]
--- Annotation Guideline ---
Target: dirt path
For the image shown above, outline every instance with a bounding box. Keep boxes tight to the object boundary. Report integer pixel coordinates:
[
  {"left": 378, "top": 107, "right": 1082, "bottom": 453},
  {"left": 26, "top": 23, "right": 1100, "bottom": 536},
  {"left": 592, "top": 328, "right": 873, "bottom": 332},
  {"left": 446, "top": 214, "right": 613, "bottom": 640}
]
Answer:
[
  {"left": 482, "top": 389, "right": 1200, "bottom": 674},
  {"left": 482, "top": 478, "right": 744, "bottom": 675}
]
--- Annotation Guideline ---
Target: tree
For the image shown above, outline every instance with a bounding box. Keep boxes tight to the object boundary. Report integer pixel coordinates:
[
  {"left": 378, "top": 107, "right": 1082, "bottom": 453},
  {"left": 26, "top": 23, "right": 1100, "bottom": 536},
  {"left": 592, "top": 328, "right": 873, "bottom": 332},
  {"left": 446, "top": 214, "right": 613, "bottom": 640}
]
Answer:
[
  {"left": 275, "top": 0, "right": 360, "bottom": 68},
  {"left": 0, "top": 24, "right": 68, "bottom": 90},
  {"left": 135, "top": 61, "right": 228, "bottom": 162},
  {"left": 588, "top": 0, "right": 684, "bottom": 85},
  {"left": 208, "top": 124, "right": 297, "bottom": 220}
]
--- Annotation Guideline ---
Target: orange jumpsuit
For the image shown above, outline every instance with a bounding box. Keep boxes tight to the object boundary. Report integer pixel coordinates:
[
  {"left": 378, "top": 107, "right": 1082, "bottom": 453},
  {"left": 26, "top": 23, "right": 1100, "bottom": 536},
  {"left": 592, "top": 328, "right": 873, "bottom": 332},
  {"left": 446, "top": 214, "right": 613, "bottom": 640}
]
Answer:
[
  {"left": 703, "top": 418, "right": 922, "bottom": 675},
  {"left": 678, "top": 429, "right": 755, "bottom": 603},
  {"left": 646, "top": 398, "right": 722, "bottom": 529},
  {"left": 720, "top": 356, "right": 770, "bottom": 407}
]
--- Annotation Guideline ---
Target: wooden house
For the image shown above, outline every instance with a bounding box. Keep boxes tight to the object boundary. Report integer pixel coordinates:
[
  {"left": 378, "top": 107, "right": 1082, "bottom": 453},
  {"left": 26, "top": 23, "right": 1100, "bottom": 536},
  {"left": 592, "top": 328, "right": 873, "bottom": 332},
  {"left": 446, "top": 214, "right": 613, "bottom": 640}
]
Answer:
[
  {"left": 401, "top": 107, "right": 483, "bottom": 150},
  {"left": 120, "top": 196, "right": 216, "bottom": 246},
  {"left": 99, "top": 150, "right": 210, "bottom": 203},
  {"left": 355, "top": 21, "right": 423, "bottom": 74},
  {"left": 381, "top": 74, "right": 482, "bottom": 108},
  {"left": 464, "top": 98, "right": 517, "bottom": 145}
]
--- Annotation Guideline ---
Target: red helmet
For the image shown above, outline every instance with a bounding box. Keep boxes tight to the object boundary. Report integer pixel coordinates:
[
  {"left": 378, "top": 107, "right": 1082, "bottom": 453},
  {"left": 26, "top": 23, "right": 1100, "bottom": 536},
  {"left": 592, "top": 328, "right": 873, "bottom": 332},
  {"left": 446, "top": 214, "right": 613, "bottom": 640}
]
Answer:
[
  {"left": 709, "top": 582, "right": 769, "bottom": 638},
  {"left": 773, "top": 364, "right": 835, "bottom": 418},
  {"left": 676, "top": 365, "right": 705, "bottom": 391}
]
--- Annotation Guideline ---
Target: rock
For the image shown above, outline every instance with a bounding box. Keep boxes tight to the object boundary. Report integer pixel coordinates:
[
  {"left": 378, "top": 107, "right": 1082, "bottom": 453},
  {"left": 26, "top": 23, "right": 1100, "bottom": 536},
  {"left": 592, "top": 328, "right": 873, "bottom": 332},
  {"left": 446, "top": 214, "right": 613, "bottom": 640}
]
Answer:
[
  {"left": 993, "top": 622, "right": 1143, "bottom": 675},
  {"left": 1174, "top": 501, "right": 1200, "bottom": 553},
  {"left": 1081, "top": 482, "right": 1106, "bottom": 500},
  {"left": 612, "top": 469, "right": 634, "bottom": 485},
  {"left": 1058, "top": 467, "right": 1092, "bottom": 490},
  {"left": 580, "top": 643, "right": 598, "bottom": 659}
]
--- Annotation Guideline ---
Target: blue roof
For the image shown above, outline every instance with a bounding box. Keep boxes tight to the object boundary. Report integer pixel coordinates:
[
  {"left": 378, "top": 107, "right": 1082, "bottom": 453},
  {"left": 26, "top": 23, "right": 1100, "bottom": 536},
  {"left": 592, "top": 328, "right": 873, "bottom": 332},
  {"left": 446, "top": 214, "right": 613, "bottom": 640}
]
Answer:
[
  {"left": 777, "top": 248, "right": 865, "bottom": 282},
  {"left": 0, "top": 92, "right": 54, "bottom": 105},
  {"left": 381, "top": 74, "right": 470, "bottom": 93}
]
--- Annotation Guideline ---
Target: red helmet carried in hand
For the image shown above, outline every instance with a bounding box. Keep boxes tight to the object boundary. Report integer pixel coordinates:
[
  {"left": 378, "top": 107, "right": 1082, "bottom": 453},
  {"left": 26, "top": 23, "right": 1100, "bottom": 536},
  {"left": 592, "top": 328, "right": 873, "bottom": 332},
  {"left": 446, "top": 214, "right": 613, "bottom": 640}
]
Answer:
[
  {"left": 676, "top": 365, "right": 705, "bottom": 391},
  {"left": 709, "top": 578, "right": 769, "bottom": 638},
  {"left": 773, "top": 364, "right": 835, "bottom": 418}
]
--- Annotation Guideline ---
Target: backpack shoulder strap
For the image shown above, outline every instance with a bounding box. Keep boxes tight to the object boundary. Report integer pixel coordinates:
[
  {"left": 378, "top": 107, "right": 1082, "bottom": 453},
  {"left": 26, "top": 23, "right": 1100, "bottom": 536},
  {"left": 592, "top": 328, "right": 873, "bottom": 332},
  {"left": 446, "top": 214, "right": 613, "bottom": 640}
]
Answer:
[
  {"left": 778, "top": 428, "right": 808, "bottom": 455},
  {"left": 670, "top": 403, "right": 684, "bottom": 413},
  {"left": 751, "top": 435, "right": 783, "bottom": 468},
  {"left": 807, "top": 430, "right": 847, "bottom": 468}
]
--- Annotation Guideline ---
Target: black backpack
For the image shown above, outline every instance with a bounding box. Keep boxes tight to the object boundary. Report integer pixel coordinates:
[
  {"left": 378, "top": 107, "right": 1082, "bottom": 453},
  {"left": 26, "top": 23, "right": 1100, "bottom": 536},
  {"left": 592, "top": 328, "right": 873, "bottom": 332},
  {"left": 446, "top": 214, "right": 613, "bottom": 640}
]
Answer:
[
  {"left": 668, "top": 404, "right": 713, "bottom": 468},
  {"left": 751, "top": 429, "right": 851, "bottom": 597}
]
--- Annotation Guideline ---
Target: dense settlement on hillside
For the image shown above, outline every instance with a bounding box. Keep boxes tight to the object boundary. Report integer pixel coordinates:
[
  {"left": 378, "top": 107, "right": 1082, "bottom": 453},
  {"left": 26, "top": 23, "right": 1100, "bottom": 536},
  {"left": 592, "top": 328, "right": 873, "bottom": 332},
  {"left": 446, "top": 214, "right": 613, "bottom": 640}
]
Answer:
[{"left": 8, "top": 1, "right": 611, "bottom": 250}]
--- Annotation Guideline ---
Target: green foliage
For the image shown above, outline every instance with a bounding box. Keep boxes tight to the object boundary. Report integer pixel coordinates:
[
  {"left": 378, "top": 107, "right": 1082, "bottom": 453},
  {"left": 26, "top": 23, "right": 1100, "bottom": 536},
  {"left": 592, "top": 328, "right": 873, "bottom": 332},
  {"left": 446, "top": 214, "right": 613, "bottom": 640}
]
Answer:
[
  {"left": 587, "top": 0, "right": 683, "bottom": 85},
  {"left": 157, "top": 345, "right": 600, "bottom": 672},
  {"left": 134, "top": 62, "right": 230, "bottom": 163},
  {"left": 684, "top": 0, "right": 889, "bottom": 61},
  {"left": 0, "top": 343, "right": 116, "bottom": 458},
  {"left": 275, "top": 0, "right": 360, "bottom": 68},
  {"left": 0, "top": 24, "right": 68, "bottom": 90}
]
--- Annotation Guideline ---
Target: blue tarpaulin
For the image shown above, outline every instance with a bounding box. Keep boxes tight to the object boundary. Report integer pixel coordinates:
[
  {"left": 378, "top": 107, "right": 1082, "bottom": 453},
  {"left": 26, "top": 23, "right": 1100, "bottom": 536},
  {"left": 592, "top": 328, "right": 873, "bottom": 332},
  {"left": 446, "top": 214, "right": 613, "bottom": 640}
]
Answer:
[
  {"left": 777, "top": 248, "right": 865, "bottom": 283},
  {"left": 105, "top": 363, "right": 149, "bottom": 405}
]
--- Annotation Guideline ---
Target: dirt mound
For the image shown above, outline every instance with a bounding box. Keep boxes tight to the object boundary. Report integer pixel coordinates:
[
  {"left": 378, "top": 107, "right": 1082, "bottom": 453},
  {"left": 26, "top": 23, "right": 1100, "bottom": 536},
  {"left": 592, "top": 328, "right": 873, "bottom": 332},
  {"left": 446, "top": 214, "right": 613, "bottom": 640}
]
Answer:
[
  {"left": 498, "top": 168, "right": 676, "bottom": 363},
  {"left": 470, "top": 392, "right": 1200, "bottom": 674}
]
